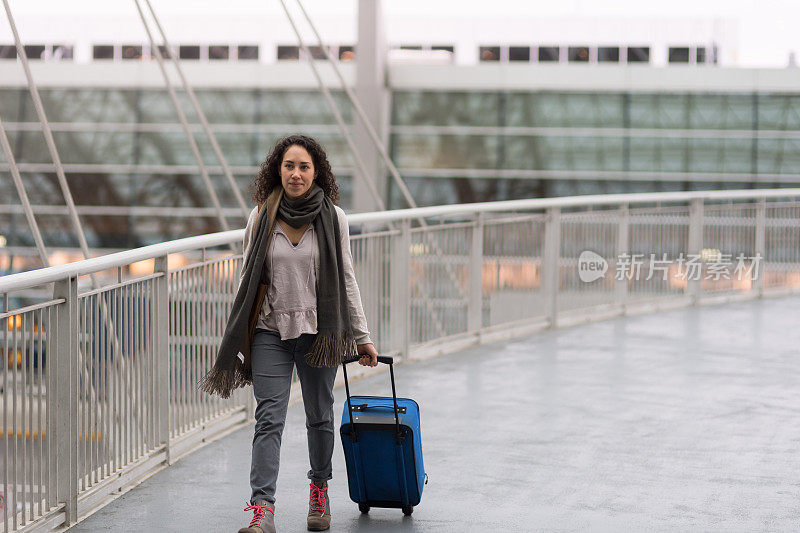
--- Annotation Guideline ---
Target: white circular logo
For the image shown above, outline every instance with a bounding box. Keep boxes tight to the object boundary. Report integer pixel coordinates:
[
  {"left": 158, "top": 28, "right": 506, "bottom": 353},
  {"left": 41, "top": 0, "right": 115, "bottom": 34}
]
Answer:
[{"left": 578, "top": 251, "right": 608, "bottom": 283}]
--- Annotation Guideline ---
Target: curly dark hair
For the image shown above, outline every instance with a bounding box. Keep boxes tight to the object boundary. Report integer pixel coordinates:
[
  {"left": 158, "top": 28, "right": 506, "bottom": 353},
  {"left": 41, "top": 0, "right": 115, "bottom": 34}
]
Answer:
[{"left": 252, "top": 134, "right": 340, "bottom": 205}]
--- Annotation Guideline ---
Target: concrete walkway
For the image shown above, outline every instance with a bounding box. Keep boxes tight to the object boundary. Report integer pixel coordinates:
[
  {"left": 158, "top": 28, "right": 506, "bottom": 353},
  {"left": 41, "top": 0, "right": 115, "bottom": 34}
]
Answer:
[{"left": 71, "top": 296, "right": 800, "bottom": 532}]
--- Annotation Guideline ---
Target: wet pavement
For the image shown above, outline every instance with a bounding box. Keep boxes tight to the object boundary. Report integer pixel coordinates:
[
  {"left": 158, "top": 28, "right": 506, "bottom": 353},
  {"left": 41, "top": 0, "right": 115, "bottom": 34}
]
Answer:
[{"left": 71, "top": 296, "right": 800, "bottom": 532}]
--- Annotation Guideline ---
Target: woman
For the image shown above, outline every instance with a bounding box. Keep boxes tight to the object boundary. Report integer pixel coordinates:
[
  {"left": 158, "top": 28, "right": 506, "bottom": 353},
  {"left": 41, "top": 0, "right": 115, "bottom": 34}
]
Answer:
[{"left": 201, "top": 134, "right": 379, "bottom": 533}]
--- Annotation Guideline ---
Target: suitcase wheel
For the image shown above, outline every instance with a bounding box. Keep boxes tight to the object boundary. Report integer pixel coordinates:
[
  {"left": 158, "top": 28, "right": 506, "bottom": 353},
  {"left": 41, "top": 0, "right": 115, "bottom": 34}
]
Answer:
[
  {"left": 402, "top": 505, "right": 413, "bottom": 516},
  {"left": 358, "top": 503, "right": 370, "bottom": 514}
]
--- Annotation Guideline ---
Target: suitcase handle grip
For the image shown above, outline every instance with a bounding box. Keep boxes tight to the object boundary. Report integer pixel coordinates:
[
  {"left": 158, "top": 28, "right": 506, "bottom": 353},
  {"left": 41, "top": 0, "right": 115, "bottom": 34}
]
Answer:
[{"left": 342, "top": 354, "right": 394, "bottom": 366}]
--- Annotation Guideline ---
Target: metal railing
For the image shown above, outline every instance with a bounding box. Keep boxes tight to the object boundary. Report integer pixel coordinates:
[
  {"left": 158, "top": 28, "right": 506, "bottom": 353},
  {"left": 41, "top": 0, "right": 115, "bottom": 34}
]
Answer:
[{"left": 1, "top": 188, "right": 800, "bottom": 531}]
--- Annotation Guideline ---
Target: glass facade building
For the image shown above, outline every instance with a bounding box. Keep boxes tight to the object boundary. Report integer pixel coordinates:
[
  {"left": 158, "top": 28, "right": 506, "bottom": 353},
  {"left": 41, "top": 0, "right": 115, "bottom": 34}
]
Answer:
[{"left": 2, "top": 64, "right": 800, "bottom": 270}]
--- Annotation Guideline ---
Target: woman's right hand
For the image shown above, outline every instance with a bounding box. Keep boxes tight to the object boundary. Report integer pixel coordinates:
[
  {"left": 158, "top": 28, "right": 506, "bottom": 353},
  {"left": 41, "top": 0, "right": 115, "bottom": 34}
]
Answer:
[{"left": 356, "top": 343, "right": 379, "bottom": 367}]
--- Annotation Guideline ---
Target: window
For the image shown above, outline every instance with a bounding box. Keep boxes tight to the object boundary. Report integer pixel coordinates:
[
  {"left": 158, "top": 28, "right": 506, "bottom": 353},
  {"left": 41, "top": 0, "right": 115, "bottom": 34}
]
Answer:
[
  {"left": 0, "top": 45, "right": 16, "bottom": 59},
  {"left": 277, "top": 45, "right": 299, "bottom": 60},
  {"left": 696, "top": 47, "right": 707, "bottom": 64},
  {"left": 668, "top": 47, "right": 690, "bottom": 63},
  {"left": 509, "top": 46, "right": 530, "bottom": 62},
  {"left": 93, "top": 45, "right": 114, "bottom": 60},
  {"left": 121, "top": 45, "right": 143, "bottom": 60},
  {"left": 432, "top": 45, "right": 454, "bottom": 53},
  {"left": 338, "top": 45, "right": 355, "bottom": 61},
  {"left": 479, "top": 46, "right": 500, "bottom": 62},
  {"left": 568, "top": 46, "right": 590, "bottom": 62},
  {"left": 627, "top": 46, "right": 650, "bottom": 63},
  {"left": 538, "top": 46, "right": 560, "bottom": 62},
  {"left": 209, "top": 45, "right": 229, "bottom": 60},
  {"left": 23, "top": 45, "right": 45, "bottom": 59},
  {"left": 51, "top": 45, "right": 73, "bottom": 60},
  {"left": 238, "top": 45, "right": 259, "bottom": 60},
  {"left": 598, "top": 46, "right": 619, "bottom": 63},
  {"left": 179, "top": 45, "right": 200, "bottom": 60}
]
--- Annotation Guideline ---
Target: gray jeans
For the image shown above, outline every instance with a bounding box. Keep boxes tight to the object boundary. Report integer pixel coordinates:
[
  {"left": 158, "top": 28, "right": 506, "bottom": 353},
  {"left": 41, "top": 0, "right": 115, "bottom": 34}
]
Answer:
[{"left": 249, "top": 329, "right": 338, "bottom": 504}]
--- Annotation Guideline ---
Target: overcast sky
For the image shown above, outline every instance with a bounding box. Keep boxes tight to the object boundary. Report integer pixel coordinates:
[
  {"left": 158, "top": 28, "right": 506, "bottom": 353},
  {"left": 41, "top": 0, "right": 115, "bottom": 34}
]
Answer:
[{"left": 6, "top": 0, "right": 800, "bottom": 67}]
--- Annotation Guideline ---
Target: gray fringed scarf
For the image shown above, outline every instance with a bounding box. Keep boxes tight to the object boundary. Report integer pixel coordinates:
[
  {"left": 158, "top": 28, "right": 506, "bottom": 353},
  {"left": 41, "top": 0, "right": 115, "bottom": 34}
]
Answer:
[{"left": 200, "top": 184, "right": 357, "bottom": 398}]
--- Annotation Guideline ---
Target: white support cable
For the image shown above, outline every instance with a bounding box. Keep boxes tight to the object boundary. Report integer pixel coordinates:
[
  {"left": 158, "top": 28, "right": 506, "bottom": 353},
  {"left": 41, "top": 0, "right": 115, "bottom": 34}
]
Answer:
[
  {"left": 288, "top": 0, "right": 461, "bottom": 331},
  {"left": 3, "top": 3, "right": 150, "bottom": 452},
  {"left": 1, "top": 2, "right": 117, "bottom": 465},
  {"left": 294, "top": 0, "right": 418, "bottom": 210},
  {"left": 278, "top": 0, "right": 458, "bottom": 333},
  {"left": 292, "top": 0, "right": 476, "bottom": 314},
  {"left": 292, "top": 0, "right": 455, "bottom": 235},
  {"left": 142, "top": 0, "right": 250, "bottom": 222},
  {"left": 1, "top": 0, "right": 92, "bottom": 262},
  {"left": 133, "top": 0, "right": 231, "bottom": 234},
  {"left": 276, "top": 0, "right": 386, "bottom": 212},
  {"left": 0, "top": 113, "right": 48, "bottom": 266}
]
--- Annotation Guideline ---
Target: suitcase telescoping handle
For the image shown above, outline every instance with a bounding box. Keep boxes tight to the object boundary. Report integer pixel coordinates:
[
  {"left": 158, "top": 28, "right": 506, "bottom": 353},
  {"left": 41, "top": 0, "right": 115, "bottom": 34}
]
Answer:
[{"left": 341, "top": 355, "right": 403, "bottom": 443}]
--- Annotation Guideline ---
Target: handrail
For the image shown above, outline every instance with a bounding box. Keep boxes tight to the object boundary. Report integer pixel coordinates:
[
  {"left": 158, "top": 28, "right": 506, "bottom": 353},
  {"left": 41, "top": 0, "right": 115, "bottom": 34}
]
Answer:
[
  {"left": 346, "top": 188, "right": 800, "bottom": 224},
  {"left": 0, "top": 229, "right": 242, "bottom": 292},
  {"left": 2, "top": 187, "right": 799, "bottom": 293}
]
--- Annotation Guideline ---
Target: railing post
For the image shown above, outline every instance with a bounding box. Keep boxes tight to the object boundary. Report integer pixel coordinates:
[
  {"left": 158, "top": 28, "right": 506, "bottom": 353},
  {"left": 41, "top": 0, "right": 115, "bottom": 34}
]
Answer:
[
  {"left": 391, "top": 219, "right": 411, "bottom": 361},
  {"left": 687, "top": 198, "right": 704, "bottom": 304},
  {"left": 543, "top": 207, "right": 561, "bottom": 328},
  {"left": 363, "top": 232, "right": 381, "bottom": 350},
  {"left": 53, "top": 276, "right": 78, "bottom": 525},
  {"left": 615, "top": 203, "right": 629, "bottom": 312},
  {"left": 468, "top": 213, "right": 484, "bottom": 333},
  {"left": 154, "top": 256, "right": 171, "bottom": 464},
  {"left": 754, "top": 197, "right": 766, "bottom": 298}
]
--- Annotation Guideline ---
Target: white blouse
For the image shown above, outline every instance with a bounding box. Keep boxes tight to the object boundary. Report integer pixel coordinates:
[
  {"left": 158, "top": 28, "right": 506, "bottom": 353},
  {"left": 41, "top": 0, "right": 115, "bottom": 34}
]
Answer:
[{"left": 261, "top": 222, "right": 318, "bottom": 340}]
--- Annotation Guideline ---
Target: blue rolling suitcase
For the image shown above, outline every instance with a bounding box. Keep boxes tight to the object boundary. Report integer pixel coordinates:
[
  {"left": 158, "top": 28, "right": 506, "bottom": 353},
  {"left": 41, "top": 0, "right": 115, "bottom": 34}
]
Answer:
[{"left": 340, "top": 355, "right": 426, "bottom": 516}]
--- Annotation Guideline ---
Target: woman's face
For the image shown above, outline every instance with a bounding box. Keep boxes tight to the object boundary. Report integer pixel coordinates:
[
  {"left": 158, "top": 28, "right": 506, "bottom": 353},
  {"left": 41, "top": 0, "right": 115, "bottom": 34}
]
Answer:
[{"left": 280, "top": 144, "right": 315, "bottom": 199}]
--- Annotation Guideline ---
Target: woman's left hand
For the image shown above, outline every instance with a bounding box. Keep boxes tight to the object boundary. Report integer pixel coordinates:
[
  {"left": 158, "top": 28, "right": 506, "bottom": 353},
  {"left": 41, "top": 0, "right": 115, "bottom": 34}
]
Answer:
[{"left": 356, "top": 343, "right": 379, "bottom": 367}]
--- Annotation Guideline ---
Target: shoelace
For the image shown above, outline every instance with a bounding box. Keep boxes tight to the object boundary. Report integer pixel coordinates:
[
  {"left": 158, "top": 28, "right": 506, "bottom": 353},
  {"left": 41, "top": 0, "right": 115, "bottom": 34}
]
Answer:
[
  {"left": 244, "top": 503, "right": 274, "bottom": 528},
  {"left": 309, "top": 482, "right": 328, "bottom": 513}
]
